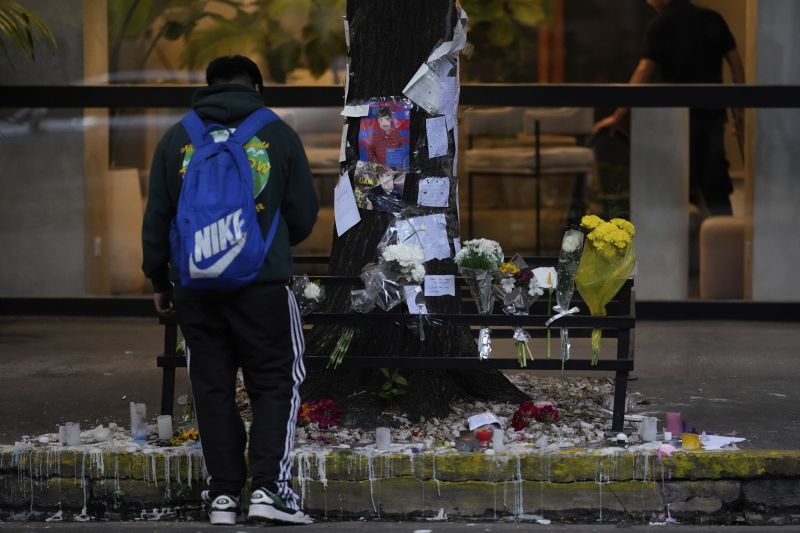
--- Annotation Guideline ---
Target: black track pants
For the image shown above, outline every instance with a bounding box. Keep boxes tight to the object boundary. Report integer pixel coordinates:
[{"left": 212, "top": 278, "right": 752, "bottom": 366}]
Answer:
[{"left": 174, "top": 283, "right": 305, "bottom": 507}]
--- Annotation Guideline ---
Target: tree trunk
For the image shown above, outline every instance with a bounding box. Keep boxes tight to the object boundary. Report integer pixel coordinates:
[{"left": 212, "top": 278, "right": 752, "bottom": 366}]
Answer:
[{"left": 302, "top": 0, "right": 528, "bottom": 427}]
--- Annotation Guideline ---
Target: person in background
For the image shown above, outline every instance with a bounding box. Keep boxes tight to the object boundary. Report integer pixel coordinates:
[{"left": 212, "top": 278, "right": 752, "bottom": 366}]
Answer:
[
  {"left": 594, "top": 0, "right": 745, "bottom": 216},
  {"left": 142, "top": 55, "right": 318, "bottom": 525}
]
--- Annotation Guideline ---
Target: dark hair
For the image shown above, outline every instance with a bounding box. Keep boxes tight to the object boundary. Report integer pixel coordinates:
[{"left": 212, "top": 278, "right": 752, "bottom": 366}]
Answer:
[
  {"left": 205, "top": 55, "right": 264, "bottom": 92},
  {"left": 377, "top": 106, "right": 393, "bottom": 119}
]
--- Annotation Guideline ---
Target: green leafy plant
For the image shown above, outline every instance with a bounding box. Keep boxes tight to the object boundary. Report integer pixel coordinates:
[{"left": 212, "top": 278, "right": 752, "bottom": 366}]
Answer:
[
  {"left": 378, "top": 368, "right": 408, "bottom": 401},
  {"left": 111, "top": 0, "right": 346, "bottom": 84},
  {"left": 0, "top": 0, "right": 55, "bottom": 67},
  {"left": 460, "top": 0, "right": 553, "bottom": 82}
]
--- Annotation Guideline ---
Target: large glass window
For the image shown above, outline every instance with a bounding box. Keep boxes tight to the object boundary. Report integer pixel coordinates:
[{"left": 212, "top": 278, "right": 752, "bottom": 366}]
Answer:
[{"left": 2, "top": 0, "right": 798, "bottom": 304}]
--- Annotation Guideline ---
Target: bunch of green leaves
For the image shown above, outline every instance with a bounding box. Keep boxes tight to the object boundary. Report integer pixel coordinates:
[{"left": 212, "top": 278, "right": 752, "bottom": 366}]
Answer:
[
  {"left": 460, "top": 0, "right": 553, "bottom": 82},
  {"left": 0, "top": 0, "right": 55, "bottom": 68},
  {"left": 378, "top": 368, "right": 407, "bottom": 401},
  {"left": 179, "top": 0, "right": 346, "bottom": 83},
  {"left": 109, "top": 0, "right": 240, "bottom": 75}
]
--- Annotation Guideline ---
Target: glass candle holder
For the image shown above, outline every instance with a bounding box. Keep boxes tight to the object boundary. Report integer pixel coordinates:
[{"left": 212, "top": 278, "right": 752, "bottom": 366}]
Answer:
[{"left": 475, "top": 427, "right": 493, "bottom": 449}]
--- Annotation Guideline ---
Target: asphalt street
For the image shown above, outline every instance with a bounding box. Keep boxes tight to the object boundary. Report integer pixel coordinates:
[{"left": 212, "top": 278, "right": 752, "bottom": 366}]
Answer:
[
  {"left": 1, "top": 317, "right": 799, "bottom": 449},
  {"left": 0, "top": 521, "right": 798, "bottom": 532}
]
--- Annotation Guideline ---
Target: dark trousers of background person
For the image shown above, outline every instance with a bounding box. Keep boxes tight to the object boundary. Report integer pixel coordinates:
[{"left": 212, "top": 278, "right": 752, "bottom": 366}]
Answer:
[
  {"left": 689, "top": 111, "right": 734, "bottom": 217},
  {"left": 174, "top": 283, "right": 305, "bottom": 508}
]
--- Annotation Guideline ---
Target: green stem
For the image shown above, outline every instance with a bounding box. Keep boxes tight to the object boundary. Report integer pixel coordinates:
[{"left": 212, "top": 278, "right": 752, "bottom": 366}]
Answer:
[{"left": 546, "top": 289, "right": 553, "bottom": 359}]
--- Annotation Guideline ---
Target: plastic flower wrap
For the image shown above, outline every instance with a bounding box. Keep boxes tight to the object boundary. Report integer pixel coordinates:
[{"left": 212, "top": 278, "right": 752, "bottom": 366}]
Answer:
[
  {"left": 350, "top": 243, "right": 426, "bottom": 314},
  {"left": 292, "top": 275, "right": 325, "bottom": 317},
  {"left": 494, "top": 254, "right": 544, "bottom": 367},
  {"left": 546, "top": 229, "right": 585, "bottom": 371},
  {"left": 575, "top": 215, "right": 636, "bottom": 365},
  {"left": 455, "top": 238, "right": 504, "bottom": 360}
]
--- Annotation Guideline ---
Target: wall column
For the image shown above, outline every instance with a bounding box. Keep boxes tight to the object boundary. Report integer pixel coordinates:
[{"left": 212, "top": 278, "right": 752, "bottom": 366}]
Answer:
[
  {"left": 83, "top": 0, "right": 111, "bottom": 294},
  {"left": 630, "top": 108, "right": 690, "bottom": 300},
  {"left": 752, "top": 0, "right": 800, "bottom": 301}
]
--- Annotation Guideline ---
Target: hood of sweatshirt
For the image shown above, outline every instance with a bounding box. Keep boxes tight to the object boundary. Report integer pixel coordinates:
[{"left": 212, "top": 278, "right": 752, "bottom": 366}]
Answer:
[{"left": 191, "top": 83, "right": 264, "bottom": 124}]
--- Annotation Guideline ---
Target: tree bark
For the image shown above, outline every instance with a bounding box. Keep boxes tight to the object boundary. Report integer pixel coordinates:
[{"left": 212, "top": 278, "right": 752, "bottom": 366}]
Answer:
[{"left": 302, "top": 0, "right": 528, "bottom": 426}]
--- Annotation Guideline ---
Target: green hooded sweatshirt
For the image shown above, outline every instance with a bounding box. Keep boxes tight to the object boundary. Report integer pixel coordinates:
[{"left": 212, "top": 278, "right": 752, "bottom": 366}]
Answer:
[{"left": 142, "top": 84, "right": 319, "bottom": 292}]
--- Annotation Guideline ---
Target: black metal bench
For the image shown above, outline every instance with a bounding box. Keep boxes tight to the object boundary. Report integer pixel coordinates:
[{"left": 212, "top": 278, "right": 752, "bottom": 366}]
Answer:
[{"left": 157, "top": 275, "right": 634, "bottom": 431}]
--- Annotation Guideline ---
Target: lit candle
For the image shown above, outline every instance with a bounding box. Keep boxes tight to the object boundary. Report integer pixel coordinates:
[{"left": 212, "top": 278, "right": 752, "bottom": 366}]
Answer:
[{"left": 157, "top": 415, "right": 173, "bottom": 441}]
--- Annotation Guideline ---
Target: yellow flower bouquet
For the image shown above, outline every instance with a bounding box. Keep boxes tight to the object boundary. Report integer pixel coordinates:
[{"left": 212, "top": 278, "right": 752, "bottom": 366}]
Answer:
[{"left": 575, "top": 215, "right": 636, "bottom": 365}]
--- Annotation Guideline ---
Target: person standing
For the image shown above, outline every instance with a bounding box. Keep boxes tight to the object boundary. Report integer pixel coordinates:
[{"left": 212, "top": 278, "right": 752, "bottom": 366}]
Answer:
[
  {"left": 594, "top": 0, "right": 745, "bottom": 215},
  {"left": 142, "top": 55, "right": 318, "bottom": 525}
]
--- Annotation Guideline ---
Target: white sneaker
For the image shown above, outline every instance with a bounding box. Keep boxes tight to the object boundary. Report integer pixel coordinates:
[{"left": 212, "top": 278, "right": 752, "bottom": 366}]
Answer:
[
  {"left": 207, "top": 493, "right": 239, "bottom": 525},
  {"left": 247, "top": 488, "right": 313, "bottom": 525}
]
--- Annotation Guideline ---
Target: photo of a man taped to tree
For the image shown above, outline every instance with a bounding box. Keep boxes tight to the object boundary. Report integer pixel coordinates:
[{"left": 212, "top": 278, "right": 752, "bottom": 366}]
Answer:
[
  {"left": 352, "top": 160, "right": 406, "bottom": 213},
  {"left": 358, "top": 98, "right": 411, "bottom": 170}
]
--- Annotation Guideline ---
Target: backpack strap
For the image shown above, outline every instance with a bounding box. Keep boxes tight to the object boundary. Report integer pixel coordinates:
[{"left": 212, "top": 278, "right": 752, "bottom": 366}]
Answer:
[
  {"left": 264, "top": 207, "right": 282, "bottom": 254},
  {"left": 230, "top": 107, "right": 281, "bottom": 145},
  {"left": 180, "top": 111, "right": 213, "bottom": 148}
]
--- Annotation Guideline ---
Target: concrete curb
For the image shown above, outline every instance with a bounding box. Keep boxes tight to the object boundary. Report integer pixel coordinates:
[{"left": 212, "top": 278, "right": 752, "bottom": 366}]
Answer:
[{"left": 2, "top": 447, "right": 800, "bottom": 524}]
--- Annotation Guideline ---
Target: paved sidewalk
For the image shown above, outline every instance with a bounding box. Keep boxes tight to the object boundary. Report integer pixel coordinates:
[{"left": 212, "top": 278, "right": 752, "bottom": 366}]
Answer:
[{"left": 1, "top": 316, "right": 798, "bottom": 448}]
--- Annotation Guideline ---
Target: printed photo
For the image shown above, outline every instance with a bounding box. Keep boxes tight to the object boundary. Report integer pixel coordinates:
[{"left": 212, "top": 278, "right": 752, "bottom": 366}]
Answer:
[
  {"left": 352, "top": 161, "right": 406, "bottom": 213},
  {"left": 358, "top": 98, "right": 411, "bottom": 170}
]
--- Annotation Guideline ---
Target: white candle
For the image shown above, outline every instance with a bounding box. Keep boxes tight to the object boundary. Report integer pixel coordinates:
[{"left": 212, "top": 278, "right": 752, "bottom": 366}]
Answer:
[
  {"left": 157, "top": 415, "right": 173, "bottom": 441},
  {"left": 58, "top": 425, "right": 67, "bottom": 446},
  {"left": 492, "top": 429, "right": 506, "bottom": 452},
  {"left": 130, "top": 402, "right": 147, "bottom": 439},
  {"left": 376, "top": 427, "right": 391, "bottom": 451},
  {"left": 65, "top": 422, "right": 81, "bottom": 446},
  {"left": 638, "top": 417, "right": 658, "bottom": 442}
]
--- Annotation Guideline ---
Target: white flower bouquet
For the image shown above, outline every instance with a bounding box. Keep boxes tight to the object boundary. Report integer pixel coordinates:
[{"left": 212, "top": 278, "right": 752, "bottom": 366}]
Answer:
[
  {"left": 351, "top": 242, "right": 427, "bottom": 314},
  {"left": 292, "top": 275, "right": 325, "bottom": 317},
  {"left": 455, "top": 238, "right": 504, "bottom": 360}
]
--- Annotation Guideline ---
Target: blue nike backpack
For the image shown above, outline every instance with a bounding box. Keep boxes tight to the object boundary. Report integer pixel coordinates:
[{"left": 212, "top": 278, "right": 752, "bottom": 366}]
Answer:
[{"left": 169, "top": 107, "right": 281, "bottom": 290}]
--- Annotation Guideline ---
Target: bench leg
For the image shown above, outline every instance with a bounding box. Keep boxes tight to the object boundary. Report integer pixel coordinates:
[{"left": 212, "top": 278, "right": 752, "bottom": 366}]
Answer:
[
  {"left": 161, "top": 367, "right": 176, "bottom": 416},
  {"left": 611, "top": 370, "right": 629, "bottom": 432},
  {"left": 161, "top": 321, "right": 179, "bottom": 416}
]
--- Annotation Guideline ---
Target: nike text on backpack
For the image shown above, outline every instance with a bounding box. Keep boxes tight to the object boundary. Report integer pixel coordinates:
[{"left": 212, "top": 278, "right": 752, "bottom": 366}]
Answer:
[{"left": 170, "top": 107, "right": 281, "bottom": 290}]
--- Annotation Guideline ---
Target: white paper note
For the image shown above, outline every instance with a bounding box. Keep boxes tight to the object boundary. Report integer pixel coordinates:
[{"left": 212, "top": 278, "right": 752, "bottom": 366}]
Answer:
[
  {"left": 426, "top": 116, "right": 448, "bottom": 158},
  {"left": 404, "top": 285, "right": 422, "bottom": 314},
  {"left": 397, "top": 214, "right": 451, "bottom": 261},
  {"left": 453, "top": 124, "right": 459, "bottom": 177},
  {"left": 344, "top": 60, "right": 350, "bottom": 101},
  {"left": 341, "top": 104, "right": 369, "bottom": 117},
  {"left": 699, "top": 434, "right": 746, "bottom": 451},
  {"left": 417, "top": 177, "right": 449, "bottom": 207},
  {"left": 468, "top": 412, "right": 500, "bottom": 431},
  {"left": 334, "top": 171, "right": 360, "bottom": 236},
  {"left": 339, "top": 124, "right": 348, "bottom": 162},
  {"left": 401, "top": 6, "right": 468, "bottom": 114},
  {"left": 424, "top": 275, "right": 455, "bottom": 297},
  {"left": 453, "top": 237, "right": 461, "bottom": 254}
]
